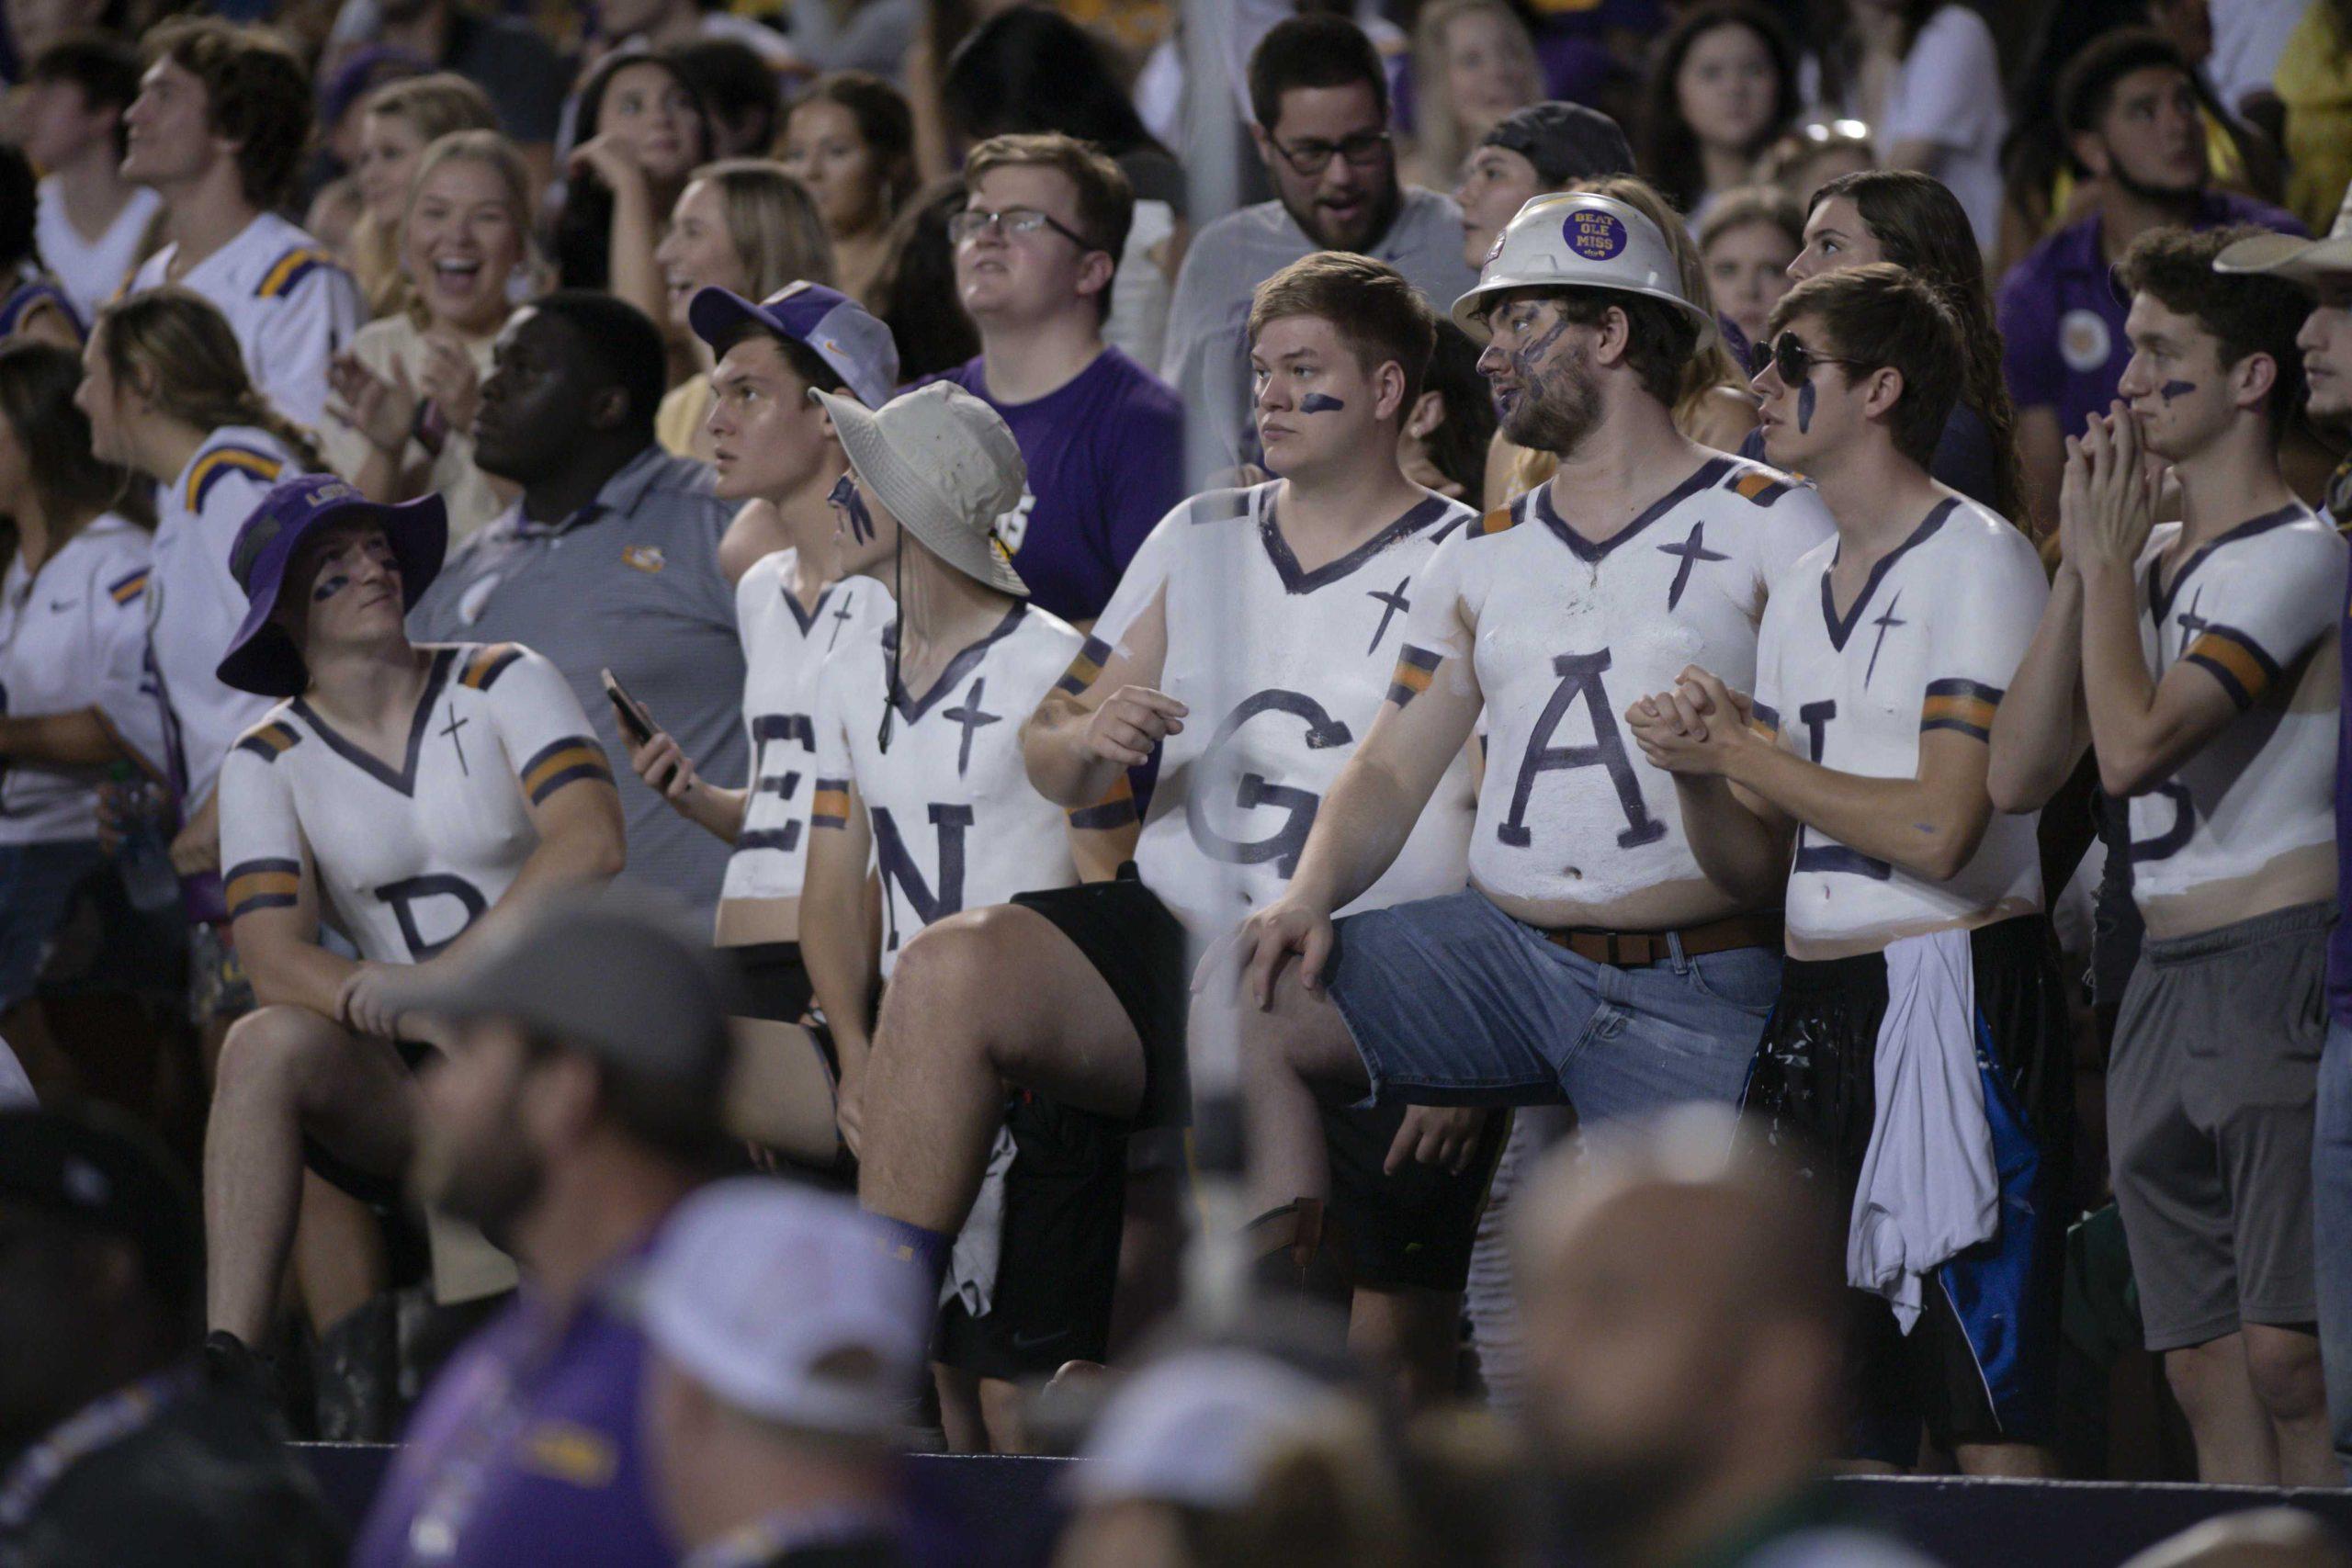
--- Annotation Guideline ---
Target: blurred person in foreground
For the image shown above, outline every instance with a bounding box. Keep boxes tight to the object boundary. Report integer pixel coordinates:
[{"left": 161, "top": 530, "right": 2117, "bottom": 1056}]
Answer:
[
  {"left": 2120, "top": 1508, "right": 2352, "bottom": 1568},
  {"left": 1512, "top": 1108, "right": 1934, "bottom": 1568},
  {"left": 351, "top": 896, "right": 734, "bottom": 1568},
  {"left": 641, "top": 1179, "right": 933, "bottom": 1568},
  {"left": 2213, "top": 179, "right": 2352, "bottom": 1483},
  {"left": 0, "top": 1106, "right": 342, "bottom": 1567}
]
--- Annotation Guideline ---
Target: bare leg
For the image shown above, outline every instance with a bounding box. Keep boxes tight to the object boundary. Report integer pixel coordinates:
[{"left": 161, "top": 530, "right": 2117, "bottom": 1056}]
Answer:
[
  {"left": 204, "top": 1006, "right": 418, "bottom": 1346},
  {"left": 2, "top": 1002, "right": 75, "bottom": 1100},
  {"left": 1224, "top": 962, "right": 1367, "bottom": 1219},
  {"left": 1953, "top": 1441, "right": 2063, "bottom": 1478},
  {"left": 2244, "top": 1322, "right": 2334, "bottom": 1486},
  {"left": 859, "top": 907, "right": 1145, "bottom": 1235},
  {"left": 978, "top": 1377, "right": 1033, "bottom": 1455},
  {"left": 291, "top": 1173, "right": 385, "bottom": 1334},
  {"left": 934, "top": 1363, "right": 987, "bottom": 1454},
  {"left": 2166, "top": 1334, "right": 2282, "bottom": 1483},
  {"left": 1351, "top": 1286, "right": 1463, "bottom": 1410}
]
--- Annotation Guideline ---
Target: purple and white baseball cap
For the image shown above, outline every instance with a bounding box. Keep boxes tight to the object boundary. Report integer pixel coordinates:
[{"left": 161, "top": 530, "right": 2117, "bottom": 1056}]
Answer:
[
  {"left": 687, "top": 281, "right": 900, "bottom": 410},
  {"left": 216, "top": 475, "right": 447, "bottom": 697}
]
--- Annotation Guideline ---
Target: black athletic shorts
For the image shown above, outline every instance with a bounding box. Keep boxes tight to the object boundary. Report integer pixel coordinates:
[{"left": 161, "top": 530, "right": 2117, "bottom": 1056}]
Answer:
[
  {"left": 1009, "top": 865, "right": 1191, "bottom": 1128},
  {"left": 1744, "top": 914, "right": 2073, "bottom": 1461},
  {"left": 1322, "top": 1100, "right": 1511, "bottom": 1293},
  {"left": 933, "top": 1089, "right": 1129, "bottom": 1380},
  {"left": 725, "top": 940, "right": 815, "bottom": 1024}
]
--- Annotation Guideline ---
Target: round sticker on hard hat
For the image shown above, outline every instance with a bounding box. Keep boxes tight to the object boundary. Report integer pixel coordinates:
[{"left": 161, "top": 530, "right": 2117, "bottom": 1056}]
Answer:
[{"left": 1564, "top": 209, "right": 1627, "bottom": 261}]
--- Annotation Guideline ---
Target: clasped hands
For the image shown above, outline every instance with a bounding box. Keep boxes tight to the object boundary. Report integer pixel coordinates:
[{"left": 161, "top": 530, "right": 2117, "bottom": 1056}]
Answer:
[{"left": 1624, "top": 665, "right": 1762, "bottom": 778}]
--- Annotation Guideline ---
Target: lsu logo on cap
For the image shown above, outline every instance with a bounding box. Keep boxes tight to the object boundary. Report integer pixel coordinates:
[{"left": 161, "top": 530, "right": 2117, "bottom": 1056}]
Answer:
[
  {"left": 763, "top": 280, "right": 812, "bottom": 306},
  {"left": 1565, "top": 209, "right": 1627, "bottom": 261}
]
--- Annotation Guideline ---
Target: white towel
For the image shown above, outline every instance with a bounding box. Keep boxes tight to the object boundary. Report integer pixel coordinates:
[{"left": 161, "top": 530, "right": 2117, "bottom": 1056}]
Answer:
[
  {"left": 945, "top": 1125, "right": 1019, "bottom": 1317},
  {"left": 1848, "top": 928, "right": 2000, "bottom": 1332}
]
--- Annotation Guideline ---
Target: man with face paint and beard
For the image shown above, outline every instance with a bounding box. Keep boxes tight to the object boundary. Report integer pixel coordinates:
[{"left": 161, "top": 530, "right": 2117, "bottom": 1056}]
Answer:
[
  {"left": 854, "top": 253, "right": 1494, "bottom": 1407},
  {"left": 205, "top": 476, "right": 625, "bottom": 1376},
  {"left": 798, "top": 381, "right": 1134, "bottom": 1453},
  {"left": 1629, "top": 265, "right": 2064, "bottom": 1477},
  {"left": 1989, "top": 227, "right": 2345, "bottom": 1486},
  {"left": 1224, "top": 193, "right": 1832, "bottom": 1288}
]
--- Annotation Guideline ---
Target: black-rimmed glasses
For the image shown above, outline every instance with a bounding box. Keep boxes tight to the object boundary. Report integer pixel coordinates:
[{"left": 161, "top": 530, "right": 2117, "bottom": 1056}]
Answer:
[
  {"left": 1265, "top": 129, "right": 1392, "bottom": 176},
  {"left": 947, "top": 207, "right": 1097, "bottom": 250}
]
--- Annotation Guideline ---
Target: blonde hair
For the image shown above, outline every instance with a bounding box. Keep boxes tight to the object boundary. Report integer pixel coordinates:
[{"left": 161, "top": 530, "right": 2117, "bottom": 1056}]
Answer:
[
  {"left": 1410, "top": 0, "right": 1542, "bottom": 187},
  {"left": 401, "top": 130, "right": 542, "bottom": 327},
  {"left": 688, "top": 159, "right": 839, "bottom": 299},
  {"left": 352, "top": 73, "right": 500, "bottom": 317},
  {"left": 93, "top": 288, "right": 322, "bottom": 474},
  {"left": 1506, "top": 176, "right": 1748, "bottom": 499}
]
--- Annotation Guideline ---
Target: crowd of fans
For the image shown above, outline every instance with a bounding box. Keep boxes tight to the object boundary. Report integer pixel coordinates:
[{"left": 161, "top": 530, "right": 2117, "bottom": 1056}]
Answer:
[{"left": 4, "top": 0, "right": 2352, "bottom": 1563}]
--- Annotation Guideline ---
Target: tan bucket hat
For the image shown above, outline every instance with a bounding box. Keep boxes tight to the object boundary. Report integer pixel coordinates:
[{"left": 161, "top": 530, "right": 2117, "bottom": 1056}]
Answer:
[
  {"left": 2215, "top": 181, "right": 2352, "bottom": 281},
  {"left": 811, "top": 381, "right": 1030, "bottom": 597}
]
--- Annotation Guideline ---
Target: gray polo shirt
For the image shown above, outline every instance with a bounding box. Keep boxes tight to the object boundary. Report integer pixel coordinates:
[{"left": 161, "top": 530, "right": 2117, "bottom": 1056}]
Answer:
[
  {"left": 1160, "top": 186, "right": 1479, "bottom": 468},
  {"left": 408, "top": 446, "right": 745, "bottom": 918}
]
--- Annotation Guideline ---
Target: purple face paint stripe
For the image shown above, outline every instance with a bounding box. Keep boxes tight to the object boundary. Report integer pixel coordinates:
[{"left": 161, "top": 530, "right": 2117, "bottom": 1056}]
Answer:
[
  {"left": 311, "top": 573, "right": 349, "bottom": 603},
  {"left": 1796, "top": 379, "right": 1816, "bottom": 434},
  {"left": 1298, "top": 392, "right": 1346, "bottom": 413},
  {"left": 2159, "top": 380, "right": 2196, "bottom": 402}
]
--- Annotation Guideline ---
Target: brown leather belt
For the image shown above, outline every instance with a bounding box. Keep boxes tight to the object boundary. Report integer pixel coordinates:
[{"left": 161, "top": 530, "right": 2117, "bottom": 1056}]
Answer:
[{"left": 1531, "top": 910, "right": 1784, "bottom": 967}]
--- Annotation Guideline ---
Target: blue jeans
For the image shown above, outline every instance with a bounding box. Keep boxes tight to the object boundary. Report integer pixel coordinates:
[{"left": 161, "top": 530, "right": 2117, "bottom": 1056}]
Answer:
[
  {"left": 0, "top": 840, "right": 107, "bottom": 1014},
  {"left": 1325, "top": 888, "right": 1779, "bottom": 1117},
  {"left": 2319, "top": 1020, "right": 2352, "bottom": 1480}
]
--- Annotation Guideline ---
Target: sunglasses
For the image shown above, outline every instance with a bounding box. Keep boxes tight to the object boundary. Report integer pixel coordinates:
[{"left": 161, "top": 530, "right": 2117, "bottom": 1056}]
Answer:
[{"left": 1751, "top": 330, "right": 1865, "bottom": 387}]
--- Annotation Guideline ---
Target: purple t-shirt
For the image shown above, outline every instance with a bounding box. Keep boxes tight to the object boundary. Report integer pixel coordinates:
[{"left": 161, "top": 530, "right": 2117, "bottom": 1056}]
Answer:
[
  {"left": 937, "top": 347, "right": 1184, "bottom": 624},
  {"left": 351, "top": 1252, "right": 673, "bottom": 1568},
  {"left": 1997, "top": 191, "right": 2307, "bottom": 444}
]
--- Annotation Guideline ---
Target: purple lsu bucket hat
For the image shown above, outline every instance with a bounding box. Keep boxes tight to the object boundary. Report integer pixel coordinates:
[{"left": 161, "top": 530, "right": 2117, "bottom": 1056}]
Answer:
[
  {"left": 687, "top": 280, "right": 900, "bottom": 410},
  {"left": 216, "top": 476, "right": 448, "bottom": 698}
]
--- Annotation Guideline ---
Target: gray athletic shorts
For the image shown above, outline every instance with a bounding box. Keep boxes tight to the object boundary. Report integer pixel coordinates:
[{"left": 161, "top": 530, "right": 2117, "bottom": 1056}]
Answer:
[{"left": 2109, "top": 900, "right": 2331, "bottom": 1351}]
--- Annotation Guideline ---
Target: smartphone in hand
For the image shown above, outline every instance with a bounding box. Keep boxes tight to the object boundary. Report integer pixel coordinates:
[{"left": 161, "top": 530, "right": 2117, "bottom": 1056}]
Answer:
[{"left": 601, "top": 668, "right": 658, "bottom": 749}]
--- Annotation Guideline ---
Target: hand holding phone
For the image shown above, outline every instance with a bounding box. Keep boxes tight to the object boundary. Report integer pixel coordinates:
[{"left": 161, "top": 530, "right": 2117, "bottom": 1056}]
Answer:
[{"left": 601, "top": 668, "right": 658, "bottom": 749}]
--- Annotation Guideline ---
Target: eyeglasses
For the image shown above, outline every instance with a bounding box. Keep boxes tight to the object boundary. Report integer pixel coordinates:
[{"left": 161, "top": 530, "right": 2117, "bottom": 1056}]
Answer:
[
  {"left": 1752, "top": 330, "right": 1865, "bottom": 387},
  {"left": 947, "top": 206, "right": 1097, "bottom": 250},
  {"left": 1266, "top": 129, "right": 1392, "bottom": 176}
]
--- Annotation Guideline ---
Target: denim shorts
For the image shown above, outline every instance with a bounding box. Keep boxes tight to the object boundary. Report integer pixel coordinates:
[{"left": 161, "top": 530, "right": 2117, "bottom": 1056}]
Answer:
[
  {"left": 0, "top": 840, "right": 107, "bottom": 1014},
  {"left": 1326, "top": 888, "right": 1780, "bottom": 1117}
]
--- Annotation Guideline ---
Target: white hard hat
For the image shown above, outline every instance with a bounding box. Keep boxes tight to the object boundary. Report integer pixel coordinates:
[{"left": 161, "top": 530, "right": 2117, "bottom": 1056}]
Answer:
[{"left": 1453, "top": 191, "right": 1715, "bottom": 349}]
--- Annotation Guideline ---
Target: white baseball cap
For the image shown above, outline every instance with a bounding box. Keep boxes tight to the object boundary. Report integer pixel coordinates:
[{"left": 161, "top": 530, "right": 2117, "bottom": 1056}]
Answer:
[
  {"left": 2215, "top": 181, "right": 2352, "bottom": 282},
  {"left": 640, "top": 1179, "right": 931, "bottom": 1441},
  {"left": 1453, "top": 190, "right": 1715, "bottom": 347},
  {"left": 1071, "top": 1348, "right": 1349, "bottom": 1509}
]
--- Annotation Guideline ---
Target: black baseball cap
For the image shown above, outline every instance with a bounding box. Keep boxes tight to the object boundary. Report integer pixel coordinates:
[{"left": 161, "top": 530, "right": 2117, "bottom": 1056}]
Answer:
[
  {"left": 1479, "top": 101, "right": 1634, "bottom": 186},
  {"left": 0, "top": 1106, "right": 201, "bottom": 1338}
]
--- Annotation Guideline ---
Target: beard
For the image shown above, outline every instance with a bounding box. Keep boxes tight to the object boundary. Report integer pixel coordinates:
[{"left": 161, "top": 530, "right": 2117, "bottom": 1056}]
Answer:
[
  {"left": 413, "top": 1086, "right": 544, "bottom": 1245},
  {"left": 1284, "top": 180, "right": 1402, "bottom": 254},
  {"left": 1500, "top": 342, "right": 1602, "bottom": 456}
]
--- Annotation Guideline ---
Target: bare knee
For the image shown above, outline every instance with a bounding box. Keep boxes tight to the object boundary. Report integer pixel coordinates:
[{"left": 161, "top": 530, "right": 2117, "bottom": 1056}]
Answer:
[
  {"left": 2245, "top": 1327, "right": 2327, "bottom": 1419},
  {"left": 214, "top": 1006, "right": 337, "bottom": 1108},
  {"left": 883, "top": 908, "right": 1050, "bottom": 1071},
  {"left": 2165, "top": 1337, "right": 2239, "bottom": 1417}
]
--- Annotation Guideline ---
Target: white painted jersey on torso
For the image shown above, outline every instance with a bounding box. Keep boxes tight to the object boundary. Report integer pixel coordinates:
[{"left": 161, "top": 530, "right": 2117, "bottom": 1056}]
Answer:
[
  {"left": 137, "top": 425, "right": 300, "bottom": 808},
  {"left": 218, "top": 643, "right": 612, "bottom": 963},
  {"left": 1091, "top": 481, "right": 1477, "bottom": 950},
  {"left": 1397, "top": 454, "right": 1834, "bottom": 915},
  {"left": 1755, "top": 496, "right": 2048, "bottom": 949},
  {"left": 128, "top": 211, "right": 360, "bottom": 430},
  {"left": 0, "top": 515, "right": 164, "bottom": 842},
  {"left": 2125, "top": 506, "right": 2345, "bottom": 916},
  {"left": 721, "top": 548, "right": 888, "bottom": 903},
  {"left": 812, "top": 602, "right": 1083, "bottom": 976}
]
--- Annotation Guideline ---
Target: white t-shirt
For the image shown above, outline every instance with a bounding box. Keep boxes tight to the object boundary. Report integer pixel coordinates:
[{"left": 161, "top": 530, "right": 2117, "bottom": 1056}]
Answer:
[
  {"left": 1091, "top": 482, "right": 1477, "bottom": 950},
  {"left": 1396, "top": 455, "right": 1834, "bottom": 918},
  {"left": 0, "top": 515, "right": 164, "bottom": 843},
  {"left": 35, "top": 179, "right": 160, "bottom": 319},
  {"left": 2125, "top": 506, "right": 2346, "bottom": 917},
  {"left": 127, "top": 211, "right": 362, "bottom": 431},
  {"left": 1753, "top": 496, "right": 2048, "bottom": 950},
  {"left": 811, "top": 601, "right": 1082, "bottom": 975},
  {"left": 135, "top": 425, "right": 301, "bottom": 810},
  {"left": 1874, "top": 6, "right": 2007, "bottom": 250},
  {"left": 721, "top": 548, "right": 888, "bottom": 904},
  {"left": 218, "top": 642, "right": 612, "bottom": 962}
]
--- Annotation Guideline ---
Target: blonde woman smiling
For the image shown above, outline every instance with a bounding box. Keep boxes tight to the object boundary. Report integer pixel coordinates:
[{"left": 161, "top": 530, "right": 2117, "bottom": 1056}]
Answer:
[{"left": 324, "top": 131, "right": 534, "bottom": 540}]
